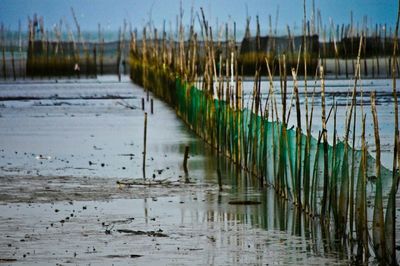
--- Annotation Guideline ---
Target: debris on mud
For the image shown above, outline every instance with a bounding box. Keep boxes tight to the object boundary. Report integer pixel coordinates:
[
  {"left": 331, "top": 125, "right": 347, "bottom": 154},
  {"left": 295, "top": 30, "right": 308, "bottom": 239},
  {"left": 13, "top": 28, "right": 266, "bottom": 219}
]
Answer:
[
  {"left": 105, "top": 254, "right": 143, "bottom": 258},
  {"left": 116, "top": 178, "right": 172, "bottom": 186},
  {"left": 116, "top": 229, "right": 168, "bottom": 237},
  {"left": 0, "top": 258, "right": 17, "bottom": 262}
]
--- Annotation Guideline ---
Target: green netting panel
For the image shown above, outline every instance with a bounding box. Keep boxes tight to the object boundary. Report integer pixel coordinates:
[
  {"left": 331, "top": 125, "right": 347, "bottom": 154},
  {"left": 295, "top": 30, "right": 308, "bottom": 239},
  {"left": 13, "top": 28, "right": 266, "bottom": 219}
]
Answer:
[
  {"left": 131, "top": 61, "right": 393, "bottom": 198},
  {"left": 130, "top": 60, "right": 396, "bottom": 258}
]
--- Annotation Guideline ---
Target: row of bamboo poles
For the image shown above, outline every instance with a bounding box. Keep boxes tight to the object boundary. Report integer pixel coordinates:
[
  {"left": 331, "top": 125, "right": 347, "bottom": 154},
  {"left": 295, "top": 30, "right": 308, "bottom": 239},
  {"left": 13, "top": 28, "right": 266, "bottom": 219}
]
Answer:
[
  {"left": 0, "top": 22, "right": 23, "bottom": 80},
  {"left": 239, "top": 10, "right": 400, "bottom": 78},
  {"left": 26, "top": 12, "right": 104, "bottom": 78},
  {"left": 1, "top": 10, "right": 399, "bottom": 80},
  {"left": 0, "top": 16, "right": 131, "bottom": 80},
  {"left": 129, "top": 4, "right": 400, "bottom": 264},
  {"left": 0, "top": 12, "right": 128, "bottom": 79}
]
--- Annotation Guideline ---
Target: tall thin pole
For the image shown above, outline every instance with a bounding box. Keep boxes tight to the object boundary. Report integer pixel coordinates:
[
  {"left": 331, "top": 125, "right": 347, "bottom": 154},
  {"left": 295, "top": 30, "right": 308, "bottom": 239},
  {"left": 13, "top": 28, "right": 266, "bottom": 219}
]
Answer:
[{"left": 143, "top": 112, "right": 148, "bottom": 179}]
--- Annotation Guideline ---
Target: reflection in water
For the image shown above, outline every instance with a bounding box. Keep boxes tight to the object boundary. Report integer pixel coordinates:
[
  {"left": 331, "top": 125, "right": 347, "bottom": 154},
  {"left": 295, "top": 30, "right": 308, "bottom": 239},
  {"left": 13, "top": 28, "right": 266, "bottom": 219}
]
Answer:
[
  {"left": 176, "top": 81, "right": 398, "bottom": 264},
  {"left": 184, "top": 148, "right": 351, "bottom": 264},
  {"left": 199, "top": 193, "right": 346, "bottom": 264},
  {"left": 144, "top": 198, "right": 149, "bottom": 225}
]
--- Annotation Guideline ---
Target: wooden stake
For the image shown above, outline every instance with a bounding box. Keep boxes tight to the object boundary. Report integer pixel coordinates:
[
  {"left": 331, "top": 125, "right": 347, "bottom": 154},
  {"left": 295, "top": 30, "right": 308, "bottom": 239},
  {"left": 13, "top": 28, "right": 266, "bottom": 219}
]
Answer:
[
  {"left": 320, "top": 65, "right": 329, "bottom": 219},
  {"left": 11, "top": 44, "right": 16, "bottom": 81},
  {"left": 385, "top": 2, "right": 400, "bottom": 263},
  {"left": 2, "top": 47, "right": 6, "bottom": 80},
  {"left": 371, "top": 91, "right": 386, "bottom": 259},
  {"left": 292, "top": 68, "right": 302, "bottom": 209},
  {"left": 143, "top": 112, "right": 147, "bottom": 179},
  {"left": 183, "top": 145, "right": 189, "bottom": 173}
]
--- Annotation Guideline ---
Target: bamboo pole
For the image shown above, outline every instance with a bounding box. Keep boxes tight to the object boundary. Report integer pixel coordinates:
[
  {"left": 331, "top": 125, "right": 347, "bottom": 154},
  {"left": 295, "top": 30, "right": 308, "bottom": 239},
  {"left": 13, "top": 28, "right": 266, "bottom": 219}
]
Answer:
[
  {"left": 311, "top": 131, "right": 323, "bottom": 216},
  {"left": 117, "top": 28, "right": 122, "bottom": 82},
  {"left": 85, "top": 47, "right": 90, "bottom": 78},
  {"left": 143, "top": 112, "right": 148, "bottom": 179},
  {"left": 329, "top": 101, "right": 338, "bottom": 223},
  {"left": 362, "top": 21, "right": 368, "bottom": 77},
  {"left": 320, "top": 65, "right": 329, "bottom": 219},
  {"left": 2, "top": 47, "right": 6, "bottom": 80},
  {"left": 338, "top": 35, "right": 363, "bottom": 237},
  {"left": 277, "top": 54, "right": 288, "bottom": 199},
  {"left": 385, "top": 1, "right": 400, "bottom": 263},
  {"left": 330, "top": 19, "right": 340, "bottom": 78},
  {"left": 292, "top": 68, "right": 302, "bottom": 209},
  {"left": 11, "top": 42, "right": 16, "bottom": 81},
  {"left": 303, "top": 65, "right": 318, "bottom": 214},
  {"left": 217, "top": 98, "right": 223, "bottom": 191},
  {"left": 303, "top": 0, "right": 310, "bottom": 133},
  {"left": 100, "top": 37, "right": 104, "bottom": 75},
  {"left": 93, "top": 45, "right": 97, "bottom": 77},
  {"left": 265, "top": 58, "right": 278, "bottom": 186},
  {"left": 18, "top": 20, "right": 23, "bottom": 79},
  {"left": 384, "top": 25, "right": 389, "bottom": 77},
  {"left": 375, "top": 24, "right": 380, "bottom": 77},
  {"left": 355, "top": 114, "right": 368, "bottom": 260},
  {"left": 370, "top": 91, "right": 386, "bottom": 259},
  {"left": 343, "top": 25, "right": 349, "bottom": 78},
  {"left": 350, "top": 12, "right": 355, "bottom": 76}
]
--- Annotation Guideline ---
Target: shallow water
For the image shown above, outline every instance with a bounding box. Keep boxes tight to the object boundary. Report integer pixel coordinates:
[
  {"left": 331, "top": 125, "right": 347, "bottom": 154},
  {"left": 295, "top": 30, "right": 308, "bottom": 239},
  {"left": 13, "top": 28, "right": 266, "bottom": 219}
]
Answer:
[
  {"left": 0, "top": 186, "right": 349, "bottom": 265},
  {"left": 0, "top": 75, "right": 211, "bottom": 180},
  {"left": 0, "top": 76, "right": 398, "bottom": 264}
]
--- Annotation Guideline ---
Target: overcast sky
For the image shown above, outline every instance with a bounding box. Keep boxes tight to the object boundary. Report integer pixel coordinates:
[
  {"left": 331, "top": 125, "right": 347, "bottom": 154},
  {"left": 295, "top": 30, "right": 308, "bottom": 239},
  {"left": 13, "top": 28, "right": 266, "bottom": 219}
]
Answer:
[{"left": 1, "top": 0, "right": 397, "bottom": 35}]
